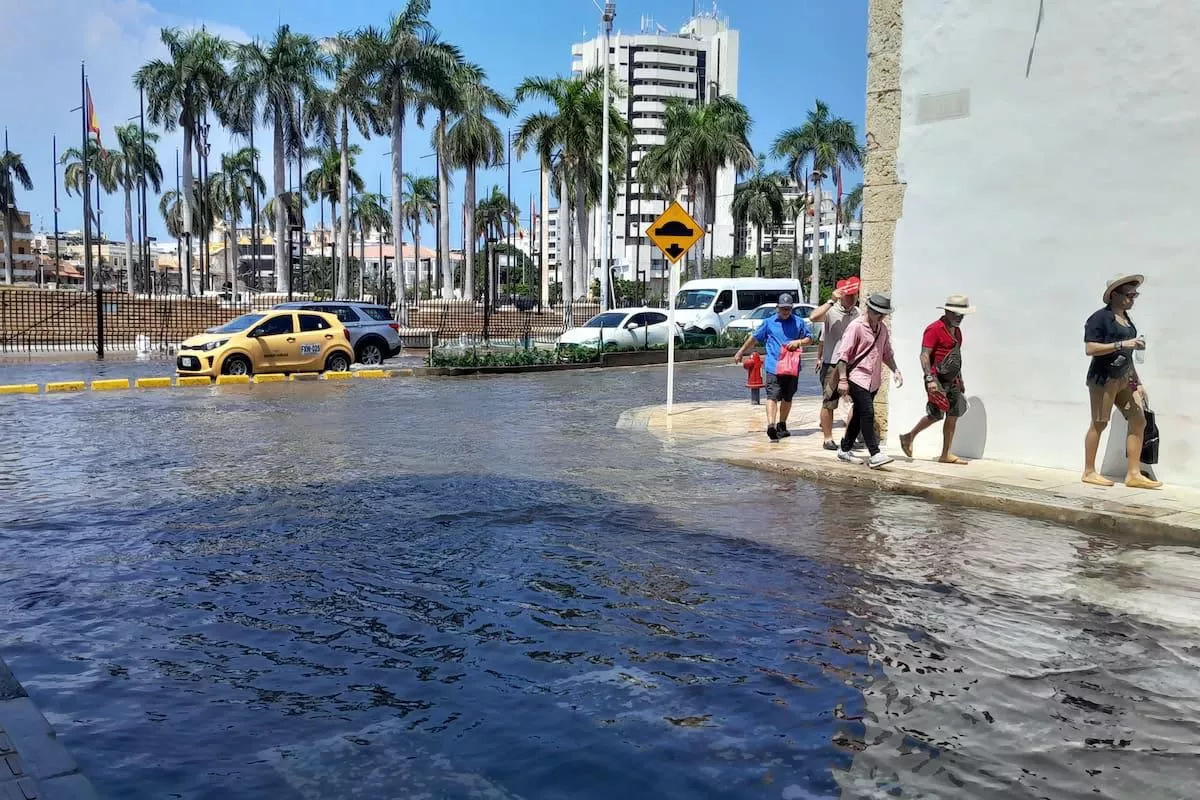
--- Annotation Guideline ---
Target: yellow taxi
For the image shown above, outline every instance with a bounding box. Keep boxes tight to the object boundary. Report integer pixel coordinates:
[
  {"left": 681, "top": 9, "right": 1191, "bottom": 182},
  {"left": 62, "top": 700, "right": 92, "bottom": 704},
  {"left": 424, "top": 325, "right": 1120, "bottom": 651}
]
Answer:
[{"left": 176, "top": 309, "right": 355, "bottom": 378}]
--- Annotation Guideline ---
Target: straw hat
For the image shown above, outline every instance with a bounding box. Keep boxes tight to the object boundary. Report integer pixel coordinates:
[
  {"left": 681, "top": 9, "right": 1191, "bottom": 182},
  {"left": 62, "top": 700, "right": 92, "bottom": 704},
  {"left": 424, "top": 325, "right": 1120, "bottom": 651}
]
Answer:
[
  {"left": 937, "top": 294, "right": 976, "bottom": 314},
  {"left": 1103, "top": 274, "right": 1144, "bottom": 304}
]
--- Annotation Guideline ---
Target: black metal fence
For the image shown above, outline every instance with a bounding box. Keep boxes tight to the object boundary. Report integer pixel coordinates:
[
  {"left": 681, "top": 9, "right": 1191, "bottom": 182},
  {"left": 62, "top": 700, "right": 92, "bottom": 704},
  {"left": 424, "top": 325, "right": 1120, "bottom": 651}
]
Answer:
[{"left": 0, "top": 285, "right": 617, "bottom": 357}]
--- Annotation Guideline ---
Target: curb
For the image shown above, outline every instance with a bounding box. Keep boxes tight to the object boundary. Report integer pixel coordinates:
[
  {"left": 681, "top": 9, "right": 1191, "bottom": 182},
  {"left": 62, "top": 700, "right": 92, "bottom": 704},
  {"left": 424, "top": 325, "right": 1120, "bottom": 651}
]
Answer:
[{"left": 0, "top": 369, "right": 414, "bottom": 397}]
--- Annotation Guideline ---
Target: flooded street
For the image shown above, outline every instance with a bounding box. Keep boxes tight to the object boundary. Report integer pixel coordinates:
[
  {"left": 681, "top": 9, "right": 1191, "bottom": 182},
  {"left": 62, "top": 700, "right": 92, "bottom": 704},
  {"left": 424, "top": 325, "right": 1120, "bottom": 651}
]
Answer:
[{"left": 1, "top": 363, "right": 1198, "bottom": 799}]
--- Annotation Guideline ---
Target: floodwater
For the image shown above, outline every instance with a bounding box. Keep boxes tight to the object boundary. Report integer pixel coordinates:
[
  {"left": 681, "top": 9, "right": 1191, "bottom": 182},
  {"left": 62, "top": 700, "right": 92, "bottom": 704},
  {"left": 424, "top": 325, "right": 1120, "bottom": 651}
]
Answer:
[{"left": 1, "top": 363, "right": 1198, "bottom": 799}]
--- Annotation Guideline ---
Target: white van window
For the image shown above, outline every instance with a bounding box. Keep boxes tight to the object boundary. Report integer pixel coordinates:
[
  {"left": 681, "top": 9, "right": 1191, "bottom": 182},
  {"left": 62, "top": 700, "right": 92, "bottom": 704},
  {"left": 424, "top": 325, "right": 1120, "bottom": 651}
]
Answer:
[
  {"left": 675, "top": 290, "right": 716, "bottom": 310},
  {"left": 713, "top": 290, "right": 733, "bottom": 313},
  {"left": 737, "top": 289, "right": 791, "bottom": 310}
]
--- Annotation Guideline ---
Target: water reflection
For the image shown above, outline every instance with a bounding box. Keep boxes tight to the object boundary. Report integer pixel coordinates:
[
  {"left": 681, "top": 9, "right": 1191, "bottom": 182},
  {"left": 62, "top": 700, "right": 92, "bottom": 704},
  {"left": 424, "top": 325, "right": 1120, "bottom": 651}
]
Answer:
[{"left": 0, "top": 365, "right": 1197, "bottom": 799}]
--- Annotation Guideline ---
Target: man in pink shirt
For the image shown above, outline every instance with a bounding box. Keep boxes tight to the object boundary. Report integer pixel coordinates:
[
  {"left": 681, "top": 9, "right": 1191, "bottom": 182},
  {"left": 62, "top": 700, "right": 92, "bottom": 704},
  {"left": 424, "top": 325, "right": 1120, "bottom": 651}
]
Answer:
[{"left": 832, "top": 292, "right": 904, "bottom": 468}]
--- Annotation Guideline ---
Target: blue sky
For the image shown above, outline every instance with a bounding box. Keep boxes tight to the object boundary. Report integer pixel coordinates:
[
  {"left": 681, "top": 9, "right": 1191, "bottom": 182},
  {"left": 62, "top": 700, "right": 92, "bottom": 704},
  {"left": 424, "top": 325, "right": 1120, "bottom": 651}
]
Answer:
[{"left": 5, "top": 0, "right": 866, "bottom": 245}]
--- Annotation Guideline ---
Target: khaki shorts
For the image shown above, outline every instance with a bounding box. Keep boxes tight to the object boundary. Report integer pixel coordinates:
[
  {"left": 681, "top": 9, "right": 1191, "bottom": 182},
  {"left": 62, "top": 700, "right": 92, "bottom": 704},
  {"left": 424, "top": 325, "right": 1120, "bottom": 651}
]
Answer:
[{"left": 1088, "top": 378, "right": 1144, "bottom": 425}]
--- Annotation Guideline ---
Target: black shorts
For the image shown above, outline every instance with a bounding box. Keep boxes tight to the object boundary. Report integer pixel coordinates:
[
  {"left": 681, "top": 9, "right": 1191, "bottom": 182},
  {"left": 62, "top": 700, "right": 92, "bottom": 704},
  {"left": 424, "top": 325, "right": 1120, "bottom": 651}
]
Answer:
[{"left": 765, "top": 371, "right": 798, "bottom": 402}]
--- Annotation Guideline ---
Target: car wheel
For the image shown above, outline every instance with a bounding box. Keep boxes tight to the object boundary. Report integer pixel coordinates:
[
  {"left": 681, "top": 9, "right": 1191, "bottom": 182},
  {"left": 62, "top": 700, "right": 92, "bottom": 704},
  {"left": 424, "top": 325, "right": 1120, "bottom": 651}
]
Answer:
[
  {"left": 222, "top": 355, "right": 252, "bottom": 376},
  {"left": 357, "top": 341, "right": 385, "bottom": 366},
  {"left": 700, "top": 328, "right": 717, "bottom": 337},
  {"left": 325, "top": 351, "right": 351, "bottom": 373}
]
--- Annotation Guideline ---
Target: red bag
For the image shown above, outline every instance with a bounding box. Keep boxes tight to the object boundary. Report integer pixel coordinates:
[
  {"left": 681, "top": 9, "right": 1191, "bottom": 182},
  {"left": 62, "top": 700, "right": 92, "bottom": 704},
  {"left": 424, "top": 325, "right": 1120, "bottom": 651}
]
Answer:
[{"left": 775, "top": 347, "right": 802, "bottom": 377}]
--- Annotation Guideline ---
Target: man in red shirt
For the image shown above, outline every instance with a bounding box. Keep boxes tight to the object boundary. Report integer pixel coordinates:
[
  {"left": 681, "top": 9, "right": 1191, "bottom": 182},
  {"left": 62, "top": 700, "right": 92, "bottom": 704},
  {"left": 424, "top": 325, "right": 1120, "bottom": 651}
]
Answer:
[{"left": 899, "top": 295, "right": 975, "bottom": 464}]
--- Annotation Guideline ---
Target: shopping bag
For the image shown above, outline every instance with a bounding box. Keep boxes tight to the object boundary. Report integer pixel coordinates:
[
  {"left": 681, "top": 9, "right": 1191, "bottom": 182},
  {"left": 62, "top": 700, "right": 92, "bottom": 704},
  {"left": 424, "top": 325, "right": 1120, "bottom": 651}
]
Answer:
[{"left": 775, "top": 347, "right": 802, "bottom": 377}]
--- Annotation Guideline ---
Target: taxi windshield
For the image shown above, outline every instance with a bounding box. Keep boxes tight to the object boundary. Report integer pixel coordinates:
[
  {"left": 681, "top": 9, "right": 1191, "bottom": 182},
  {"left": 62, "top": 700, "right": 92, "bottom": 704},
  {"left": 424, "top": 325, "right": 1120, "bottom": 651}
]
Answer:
[{"left": 213, "top": 314, "right": 265, "bottom": 334}]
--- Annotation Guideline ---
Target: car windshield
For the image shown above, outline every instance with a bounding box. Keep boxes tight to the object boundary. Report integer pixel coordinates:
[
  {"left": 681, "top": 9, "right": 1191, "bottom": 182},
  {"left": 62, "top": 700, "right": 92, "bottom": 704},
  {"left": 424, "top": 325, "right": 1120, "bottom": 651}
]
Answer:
[
  {"left": 212, "top": 314, "right": 264, "bottom": 334},
  {"left": 674, "top": 290, "right": 716, "bottom": 310},
  {"left": 751, "top": 306, "right": 776, "bottom": 319},
  {"left": 583, "top": 313, "right": 628, "bottom": 329}
]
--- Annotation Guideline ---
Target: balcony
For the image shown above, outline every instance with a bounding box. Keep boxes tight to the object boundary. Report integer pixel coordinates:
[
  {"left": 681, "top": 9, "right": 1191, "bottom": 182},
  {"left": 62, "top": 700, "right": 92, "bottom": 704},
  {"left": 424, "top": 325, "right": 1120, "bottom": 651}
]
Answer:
[
  {"left": 633, "top": 49, "right": 697, "bottom": 68},
  {"left": 632, "top": 100, "right": 667, "bottom": 114},
  {"left": 633, "top": 83, "right": 694, "bottom": 100},
  {"left": 634, "top": 66, "right": 696, "bottom": 84}
]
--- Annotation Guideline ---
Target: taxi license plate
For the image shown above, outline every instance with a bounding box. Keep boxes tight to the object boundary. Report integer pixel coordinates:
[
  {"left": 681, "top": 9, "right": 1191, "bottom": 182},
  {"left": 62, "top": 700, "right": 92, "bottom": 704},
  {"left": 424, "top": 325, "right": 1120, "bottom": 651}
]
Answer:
[{"left": 179, "top": 356, "right": 198, "bottom": 368}]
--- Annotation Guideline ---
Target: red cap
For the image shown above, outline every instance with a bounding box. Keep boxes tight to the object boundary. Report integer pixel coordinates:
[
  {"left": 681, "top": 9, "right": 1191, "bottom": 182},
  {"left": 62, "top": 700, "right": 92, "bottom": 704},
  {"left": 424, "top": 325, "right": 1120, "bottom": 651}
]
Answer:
[{"left": 837, "top": 277, "right": 862, "bottom": 296}]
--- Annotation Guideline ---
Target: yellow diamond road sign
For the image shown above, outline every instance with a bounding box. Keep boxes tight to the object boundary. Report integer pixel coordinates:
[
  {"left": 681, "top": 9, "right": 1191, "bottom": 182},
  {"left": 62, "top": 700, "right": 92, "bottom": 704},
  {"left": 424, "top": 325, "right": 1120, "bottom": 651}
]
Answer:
[{"left": 646, "top": 201, "right": 705, "bottom": 264}]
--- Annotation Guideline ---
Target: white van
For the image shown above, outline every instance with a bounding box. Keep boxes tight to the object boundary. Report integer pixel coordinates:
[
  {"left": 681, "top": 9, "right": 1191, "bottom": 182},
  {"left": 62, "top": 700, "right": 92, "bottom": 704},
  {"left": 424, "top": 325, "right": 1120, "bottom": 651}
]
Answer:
[{"left": 672, "top": 278, "right": 803, "bottom": 334}]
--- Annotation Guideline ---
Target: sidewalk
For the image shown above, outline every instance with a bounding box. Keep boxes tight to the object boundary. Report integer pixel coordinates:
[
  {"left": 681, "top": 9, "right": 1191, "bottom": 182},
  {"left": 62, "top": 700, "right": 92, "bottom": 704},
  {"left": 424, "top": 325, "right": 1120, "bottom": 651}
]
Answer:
[
  {"left": 0, "top": 660, "right": 98, "bottom": 800},
  {"left": 618, "top": 396, "right": 1200, "bottom": 542}
]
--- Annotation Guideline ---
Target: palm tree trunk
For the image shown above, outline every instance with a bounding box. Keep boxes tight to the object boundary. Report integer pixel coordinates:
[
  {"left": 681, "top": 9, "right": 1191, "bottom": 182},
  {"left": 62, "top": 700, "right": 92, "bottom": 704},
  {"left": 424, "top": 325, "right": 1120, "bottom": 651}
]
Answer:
[
  {"left": 792, "top": 208, "right": 802, "bottom": 281},
  {"left": 756, "top": 225, "right": 763, "bottom": 277},
  {"left": 359, "top": 223, "right": 366, "bottom": 298},
  {"left": 559, "top": 170, "right": 572, "bottom": 327},
  {"left": 436, "top": 114, "right": 451, "bottom": 300},
  {"left": 695, "top": 179, "right": 707, "bottom": 280},
  {"left": 413, "top": 220, "right": 422, "bottom": 302},
  {"left": 4, "top": 211, "right": 13, "bottom": 284},
  {"left": 809, "top": 180, "right": 823, "bottom": 305},
  {"left": 462, "top": 165, "right": 476, "bottom": 301},
  {"left": 573, "top": 175, "right": 589, "bottom": 302},
  {"left": 272, "top": 112, "right": 289, "bottom": 295},
  {"left": 330, "top": 197, "right": 337, "bottom": 295},
  {"left": 181, "top": 123, "right": 195, "bottom": 296},
  {"left": 337, "top": 108, "right": 351, "bottom": 300},
  {"left": 390, "top": 93, "right": 407, "bottom": 325},
  {"left": 124, "top": 184, "right": 135, "bottom": 293}
]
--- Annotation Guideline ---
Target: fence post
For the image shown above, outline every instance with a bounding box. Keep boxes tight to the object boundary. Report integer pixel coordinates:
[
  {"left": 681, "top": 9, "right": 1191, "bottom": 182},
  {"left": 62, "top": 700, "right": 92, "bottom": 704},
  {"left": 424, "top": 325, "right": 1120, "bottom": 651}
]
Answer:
[{"left": 95, "top": 285, "right": 105, "bottom": 360}]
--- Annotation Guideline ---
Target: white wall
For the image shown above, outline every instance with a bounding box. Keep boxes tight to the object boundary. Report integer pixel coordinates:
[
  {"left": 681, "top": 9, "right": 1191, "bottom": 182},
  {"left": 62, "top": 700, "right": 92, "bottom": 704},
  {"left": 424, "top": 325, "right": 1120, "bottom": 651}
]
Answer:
[{"left": 888, "top": 0, "right": 1200, "bottom": 486}]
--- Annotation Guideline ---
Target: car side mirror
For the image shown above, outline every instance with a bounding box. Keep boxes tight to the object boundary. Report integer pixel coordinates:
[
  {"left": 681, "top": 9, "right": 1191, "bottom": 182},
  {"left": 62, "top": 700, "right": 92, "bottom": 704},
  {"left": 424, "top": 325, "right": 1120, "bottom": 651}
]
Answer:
[{"left": 625, "top": 321, "right": 639, "bottom": 329}]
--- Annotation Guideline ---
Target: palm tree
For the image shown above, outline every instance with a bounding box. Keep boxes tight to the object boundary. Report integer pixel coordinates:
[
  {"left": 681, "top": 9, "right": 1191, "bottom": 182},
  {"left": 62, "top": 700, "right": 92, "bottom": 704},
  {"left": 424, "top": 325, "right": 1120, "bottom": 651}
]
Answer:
[
  {"left": 357, "top": 0, "right": 462, "bottom": 320},
  {"left": 401, "top": 175, "right": 436, "bottom": 296},
  {"left": 351, "top": 191, "right": 390, "bottom": 298},
  {"left": 640, "top": 95, "right": 755, "bottom": 280},
  {"left": 514, "top": 69, "right": 628, "bottom": 304},
  {"left": 772, "top": 100, "right": 862, "bottom": 303},
  {"left": 443, "top": 64, "right": 513, "bottom": 301},
  {"left": 208, "top": 147, "right": 265, "bottom": 293},
  {"left": 106, "top": 124, "right": 163, "bottom": 293},
  {"left": 305, "top": 145, "right": 365, "bottom": 292},
  {"left": 136, "top": 27, "right": 229, "bottom": 292},
  {"left": 785, "top": 193, "right": 808, "bottom": 282},
  {"left": 61, "top": 142, "right": 117, "bottom": 290},
  {"left": 229, "top": 25, "right": 323, "bottom": 296},
  {"left": 0, "top": 148, "right": 34, "bottom": 285},
  {"left": 841, "top": 181, "right": 863, "bottom": 225},
  {"left": 475, "top": 185, "right": 517, "bottom": 299},
  {"left": 325, "top": 33, "right": 381, "bottom": 299},
  {"left": 732, "top": 158, "right": 786, "bottom": 278}
]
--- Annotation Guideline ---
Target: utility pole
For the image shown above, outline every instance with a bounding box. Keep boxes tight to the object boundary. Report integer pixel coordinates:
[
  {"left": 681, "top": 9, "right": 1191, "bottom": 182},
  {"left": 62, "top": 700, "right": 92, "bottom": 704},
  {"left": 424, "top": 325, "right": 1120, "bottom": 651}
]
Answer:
[
  {"left": 52, "top": 135, "right": 60, "bottom": 287},
  {"left": 505, "top": 128, "right": 512, "bottom": 302},
  {"left": 600, "top": 1, "right": 616, "bottom": 311}
]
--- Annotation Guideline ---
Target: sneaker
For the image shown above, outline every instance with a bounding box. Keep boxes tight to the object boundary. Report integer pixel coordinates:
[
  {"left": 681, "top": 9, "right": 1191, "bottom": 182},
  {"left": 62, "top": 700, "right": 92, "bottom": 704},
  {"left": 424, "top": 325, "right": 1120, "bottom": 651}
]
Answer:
[
  {"left": 868, "top": 452, "right": 894, "bottom": 469},
  {"left": 776, "top": 422, "right": 791, "bottom": 439},
  {"left": 837, "top": 449, "right": 856, "bottom": 463},
  {"left": 822, "top": 440, "right": 838, "bottom": 451},
  {"left": 767, "top": 425, "right": 779, "bottom": 442}
]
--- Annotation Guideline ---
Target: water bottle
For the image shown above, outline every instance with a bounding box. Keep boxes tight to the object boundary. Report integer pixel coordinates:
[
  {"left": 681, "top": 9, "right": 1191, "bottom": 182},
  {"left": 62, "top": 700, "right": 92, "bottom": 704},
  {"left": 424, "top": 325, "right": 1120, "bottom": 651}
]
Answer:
[{"left": 1135, "top": 334, "right": 1146, "bottom": 364}]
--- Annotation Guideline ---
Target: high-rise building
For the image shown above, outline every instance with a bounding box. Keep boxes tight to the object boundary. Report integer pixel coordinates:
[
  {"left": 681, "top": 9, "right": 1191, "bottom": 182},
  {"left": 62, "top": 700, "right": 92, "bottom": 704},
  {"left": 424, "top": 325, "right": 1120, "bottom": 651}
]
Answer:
[{"left": 570, "top": 9, "right": 739, "bottom": 286}]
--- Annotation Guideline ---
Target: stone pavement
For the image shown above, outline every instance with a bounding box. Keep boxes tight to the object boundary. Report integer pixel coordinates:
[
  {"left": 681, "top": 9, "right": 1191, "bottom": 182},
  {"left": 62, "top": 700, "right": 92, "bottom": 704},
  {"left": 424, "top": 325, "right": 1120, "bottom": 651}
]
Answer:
[
  {"left": 618, "top": 396, "right": 1200, "bottom": 542},
  {"left": 0, "top": 660, "right": 98, "bottom": 800}
]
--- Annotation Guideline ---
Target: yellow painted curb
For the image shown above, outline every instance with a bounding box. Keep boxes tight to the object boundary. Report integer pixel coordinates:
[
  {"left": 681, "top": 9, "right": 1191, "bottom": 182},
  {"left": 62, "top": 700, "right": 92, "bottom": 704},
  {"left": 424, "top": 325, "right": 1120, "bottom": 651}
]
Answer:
[
  {"left": 253, "top": 374, "right": 287, "bottom": 383},
  {"left": 354, "top": 369, "right": 388, "bottom": 379},
  {"left": 322, "top": 371, "right": 353, "bottom": 381},
  {"left": 0, "top": 384, "right": 39, "bottom": 395},
  {"left": 290, "top": 373, "right": 321, "bottom": 381},
  {"left": 215, "top": 375, "right": 251, "bottom": 385},
  {"left": 91, "top": 378, "right": 130, "bottom": 392},
  {"left": 135, "top": 377, "right": 172, "bottom": 389},
  {"left": 175, "top": 376, "right": 212, "bottom": 387},
  {"left": 389, "top": 368, "right": 415, "bottom": 377},
  {"left": 46, "top": 381, "right": 85, "bottom": 393}
]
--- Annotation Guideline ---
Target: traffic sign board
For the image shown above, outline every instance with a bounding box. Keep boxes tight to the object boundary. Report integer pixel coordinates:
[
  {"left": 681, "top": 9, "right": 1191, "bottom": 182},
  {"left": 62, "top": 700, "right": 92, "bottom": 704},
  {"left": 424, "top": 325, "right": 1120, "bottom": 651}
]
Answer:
[{"left": 645, "top": 201, "right": 705, "bottom": 264}]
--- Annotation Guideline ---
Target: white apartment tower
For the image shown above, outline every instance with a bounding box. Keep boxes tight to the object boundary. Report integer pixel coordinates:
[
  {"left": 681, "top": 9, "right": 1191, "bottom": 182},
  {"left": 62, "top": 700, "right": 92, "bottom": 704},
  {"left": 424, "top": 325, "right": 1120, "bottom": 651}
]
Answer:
[{"left": 570, "top": 9, "right": 739, "bottom": 285}]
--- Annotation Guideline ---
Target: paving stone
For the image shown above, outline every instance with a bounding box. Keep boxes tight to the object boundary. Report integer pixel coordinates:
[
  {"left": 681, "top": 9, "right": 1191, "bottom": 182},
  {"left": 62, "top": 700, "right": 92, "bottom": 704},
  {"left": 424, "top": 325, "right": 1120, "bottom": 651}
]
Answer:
[{"left": 0, "top": 701, "right": 75, "bottom": 782}]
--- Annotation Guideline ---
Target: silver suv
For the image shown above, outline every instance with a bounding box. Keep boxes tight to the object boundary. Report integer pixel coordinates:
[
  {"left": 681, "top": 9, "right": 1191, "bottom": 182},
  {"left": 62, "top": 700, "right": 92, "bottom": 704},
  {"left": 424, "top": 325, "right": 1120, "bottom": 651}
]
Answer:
[{"left": 274, "top": 301, "right": 403, "bottom": 365}]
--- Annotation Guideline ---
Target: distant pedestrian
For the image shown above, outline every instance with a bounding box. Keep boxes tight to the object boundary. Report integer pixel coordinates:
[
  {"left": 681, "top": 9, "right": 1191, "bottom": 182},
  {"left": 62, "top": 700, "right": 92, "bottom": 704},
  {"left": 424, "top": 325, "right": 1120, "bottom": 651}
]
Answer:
[
  {"left": 734, "top": 293, "right": 814, "bottom": 441},
  {"left": 743, "top": 350, "right": 765, "bottom": 405},
  {"left": 810, "top": 276, "right": 861, "bottom": 449},
  {"left": 899, "top": 295, "right": 974, "bottom": 464},
  {"left": 1082, "top": 275, "right": 1160, "bottom": 489},
  {"left": 832, "top": 293, "right": 903, "bottom": 468}
]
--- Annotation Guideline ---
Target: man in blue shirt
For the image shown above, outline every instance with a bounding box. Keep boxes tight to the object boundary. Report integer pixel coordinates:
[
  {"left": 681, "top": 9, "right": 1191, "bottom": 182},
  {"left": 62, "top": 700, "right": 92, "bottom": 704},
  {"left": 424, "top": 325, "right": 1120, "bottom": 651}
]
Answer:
[{"left": 734, "top": 293, "right": 814, "bottom": 441}]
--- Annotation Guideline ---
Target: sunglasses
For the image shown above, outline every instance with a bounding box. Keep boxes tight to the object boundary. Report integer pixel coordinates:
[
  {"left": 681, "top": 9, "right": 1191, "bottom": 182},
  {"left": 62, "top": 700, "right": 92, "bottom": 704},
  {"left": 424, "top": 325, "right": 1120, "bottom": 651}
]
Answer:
[{"left": 1117, "top": 290, "right": 1139, "bottom": 299}]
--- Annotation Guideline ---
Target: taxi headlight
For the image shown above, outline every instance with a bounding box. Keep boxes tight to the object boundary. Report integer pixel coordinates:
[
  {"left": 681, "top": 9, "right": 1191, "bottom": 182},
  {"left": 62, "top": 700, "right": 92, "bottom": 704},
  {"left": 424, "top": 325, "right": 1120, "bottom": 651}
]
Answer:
[{"left": 200, "top": 339, "right": 229, "bottom": 351}]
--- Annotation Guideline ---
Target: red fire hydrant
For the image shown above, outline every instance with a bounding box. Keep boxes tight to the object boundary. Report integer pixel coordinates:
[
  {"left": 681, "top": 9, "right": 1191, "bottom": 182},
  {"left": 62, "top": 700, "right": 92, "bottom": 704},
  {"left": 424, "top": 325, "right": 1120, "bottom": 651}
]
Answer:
[{"left": 744, "top": 351, "right": 764, "bottom": 405}]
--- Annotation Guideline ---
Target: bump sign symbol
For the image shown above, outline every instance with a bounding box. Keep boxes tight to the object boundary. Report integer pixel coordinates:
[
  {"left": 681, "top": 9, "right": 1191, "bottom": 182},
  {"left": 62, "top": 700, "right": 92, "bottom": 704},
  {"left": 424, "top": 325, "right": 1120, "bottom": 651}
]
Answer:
[{"left": 646, "top": 201, "right": 705, "bottom": 264}]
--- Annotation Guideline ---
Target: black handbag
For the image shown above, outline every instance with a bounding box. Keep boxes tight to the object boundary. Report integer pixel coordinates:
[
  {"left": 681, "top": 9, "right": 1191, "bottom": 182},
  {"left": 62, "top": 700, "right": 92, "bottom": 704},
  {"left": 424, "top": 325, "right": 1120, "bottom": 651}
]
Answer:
[{"left": 1141, "top": 408, "right": 1160, "bottom": 465}]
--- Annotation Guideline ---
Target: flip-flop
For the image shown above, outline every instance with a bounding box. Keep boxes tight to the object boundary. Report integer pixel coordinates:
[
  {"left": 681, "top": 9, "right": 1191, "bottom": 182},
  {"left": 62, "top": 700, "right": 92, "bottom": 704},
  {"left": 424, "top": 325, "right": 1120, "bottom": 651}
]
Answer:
[
  {"left": 938, "top": 455, "right": 968, "bottom": 465},
  {"left": 899, "top": 433, "right": 913, "bottom": 458}
]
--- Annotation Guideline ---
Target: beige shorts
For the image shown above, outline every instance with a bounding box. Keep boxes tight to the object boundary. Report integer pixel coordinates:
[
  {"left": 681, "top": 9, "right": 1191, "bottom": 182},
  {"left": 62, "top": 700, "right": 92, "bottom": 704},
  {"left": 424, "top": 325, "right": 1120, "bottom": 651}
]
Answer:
[{"left": 1088, "top": 378, "right": 1144, "bottom": 425}]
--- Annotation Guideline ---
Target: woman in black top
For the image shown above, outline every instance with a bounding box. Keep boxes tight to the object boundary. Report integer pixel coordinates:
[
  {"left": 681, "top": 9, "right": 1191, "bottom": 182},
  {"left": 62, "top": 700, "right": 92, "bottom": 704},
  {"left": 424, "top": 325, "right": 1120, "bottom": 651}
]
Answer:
[{"left": 1082, "top": 274, "right": 1159, "bottom": 489}]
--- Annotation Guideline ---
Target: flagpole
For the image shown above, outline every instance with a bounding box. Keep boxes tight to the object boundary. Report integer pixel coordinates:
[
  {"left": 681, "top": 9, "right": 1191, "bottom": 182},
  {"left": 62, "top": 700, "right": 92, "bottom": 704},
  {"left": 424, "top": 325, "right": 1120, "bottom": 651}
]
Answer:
[
  {"left": 139, "top": 84, "right": 149, "bottom": 294},
  {"left": 52, "top": 135, "right": 59, "bottom": 287},
  {"left": 81, "top": 63, "right": 93, "bottom": 294}
]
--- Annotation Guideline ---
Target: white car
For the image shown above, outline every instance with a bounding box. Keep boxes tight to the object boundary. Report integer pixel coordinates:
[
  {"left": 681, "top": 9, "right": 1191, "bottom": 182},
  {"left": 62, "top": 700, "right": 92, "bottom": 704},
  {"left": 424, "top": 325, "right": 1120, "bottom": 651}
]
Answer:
[
  {"left": 724, "top": 303, "right": 823, "bottom": 341},
  {"left": 557, "top": 308, "right": 683, "bottom": 350}
]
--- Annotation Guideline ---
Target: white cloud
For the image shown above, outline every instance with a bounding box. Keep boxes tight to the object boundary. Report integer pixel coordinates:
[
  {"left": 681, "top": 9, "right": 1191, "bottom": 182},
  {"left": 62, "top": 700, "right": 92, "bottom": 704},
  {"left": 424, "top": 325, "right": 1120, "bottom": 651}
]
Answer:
[{"left": 0, "top": 0, "right": 253, "bottom": 239}]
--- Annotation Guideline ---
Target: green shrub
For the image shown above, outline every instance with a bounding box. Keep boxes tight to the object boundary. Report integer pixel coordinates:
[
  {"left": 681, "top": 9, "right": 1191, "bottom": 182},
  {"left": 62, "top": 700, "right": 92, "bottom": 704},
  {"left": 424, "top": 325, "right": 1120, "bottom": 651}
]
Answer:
[{"left": 427, "top": 345, "right": 601, "bottom": 368}]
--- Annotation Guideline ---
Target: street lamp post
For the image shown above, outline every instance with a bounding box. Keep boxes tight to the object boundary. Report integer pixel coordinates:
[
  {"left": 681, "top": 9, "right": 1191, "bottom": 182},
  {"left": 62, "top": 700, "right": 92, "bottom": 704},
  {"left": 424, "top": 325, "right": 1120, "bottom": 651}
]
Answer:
[{"left": 599, "top": 1, "right": 615, "bottom": 311}]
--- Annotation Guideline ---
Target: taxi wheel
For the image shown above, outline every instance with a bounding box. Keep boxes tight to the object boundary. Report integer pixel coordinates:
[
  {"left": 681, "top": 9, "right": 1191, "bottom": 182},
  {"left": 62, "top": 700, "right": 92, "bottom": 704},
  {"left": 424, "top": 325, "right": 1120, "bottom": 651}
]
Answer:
[
  {"left": 222, "top": 355, "right": 252, "bottom": 376},
  {"left": 325, "top": 352, "right": 351, "bottom": 373}
]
